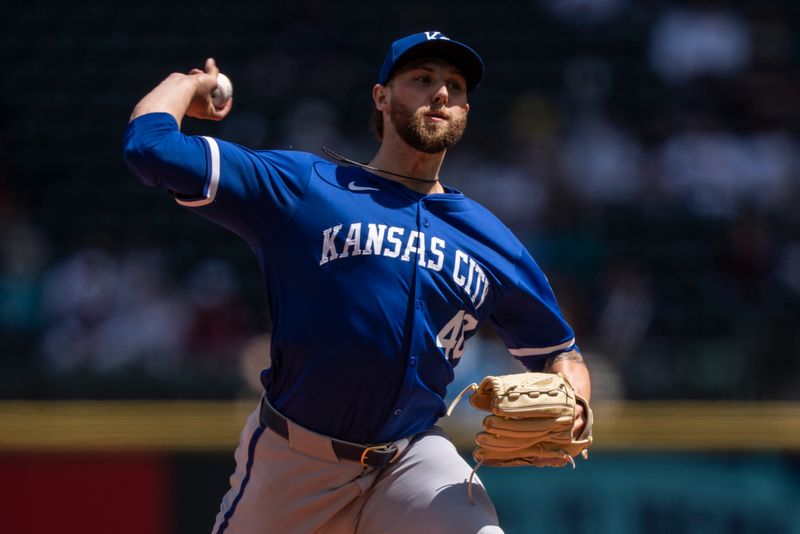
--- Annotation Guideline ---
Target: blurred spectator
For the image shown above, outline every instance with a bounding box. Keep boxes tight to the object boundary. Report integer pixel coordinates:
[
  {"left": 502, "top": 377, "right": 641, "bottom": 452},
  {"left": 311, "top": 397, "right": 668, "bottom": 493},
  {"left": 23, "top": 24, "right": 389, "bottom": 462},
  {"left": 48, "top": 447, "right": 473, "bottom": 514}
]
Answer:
[
  {"left": 40, "top": 247, "right": 119, "bottom": 373},
  {"left": 40, "top": 247, "right": 189, "bottom": 376},
  {"left": 649, "top": 4, "right": 751, "bottom": 85},
  {"left": 183, "top": 258, "right": 253, "bottom": 365},
  {"left": 656, "top": 126, "right": 795, "bottom": 217},
  {"left": 559, "top": 113, "right": 643, "bottom": 206}
]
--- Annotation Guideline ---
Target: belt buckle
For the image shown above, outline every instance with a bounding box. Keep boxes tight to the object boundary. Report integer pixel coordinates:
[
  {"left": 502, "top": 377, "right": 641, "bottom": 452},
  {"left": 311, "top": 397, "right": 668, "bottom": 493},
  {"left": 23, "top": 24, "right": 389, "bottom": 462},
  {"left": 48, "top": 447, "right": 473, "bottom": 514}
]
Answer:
[{"left": 360, "top": 444, "right": 394, "bottom": 468}]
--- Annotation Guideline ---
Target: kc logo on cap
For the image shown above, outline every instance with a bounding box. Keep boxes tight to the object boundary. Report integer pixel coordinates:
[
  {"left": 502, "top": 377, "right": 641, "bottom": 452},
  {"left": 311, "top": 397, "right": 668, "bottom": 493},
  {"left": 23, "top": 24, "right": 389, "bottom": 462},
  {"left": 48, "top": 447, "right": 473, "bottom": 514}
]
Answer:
[{"left": 423, "top": 31, "right": 449, "bottom": 41}]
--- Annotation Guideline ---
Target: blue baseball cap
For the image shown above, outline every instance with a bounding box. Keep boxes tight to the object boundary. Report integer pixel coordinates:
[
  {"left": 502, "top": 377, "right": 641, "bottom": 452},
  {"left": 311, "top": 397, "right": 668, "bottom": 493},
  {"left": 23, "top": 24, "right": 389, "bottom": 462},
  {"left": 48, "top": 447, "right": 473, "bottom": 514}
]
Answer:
[{"left": 378, "top": 31, "right": 484, "bottom": 92}]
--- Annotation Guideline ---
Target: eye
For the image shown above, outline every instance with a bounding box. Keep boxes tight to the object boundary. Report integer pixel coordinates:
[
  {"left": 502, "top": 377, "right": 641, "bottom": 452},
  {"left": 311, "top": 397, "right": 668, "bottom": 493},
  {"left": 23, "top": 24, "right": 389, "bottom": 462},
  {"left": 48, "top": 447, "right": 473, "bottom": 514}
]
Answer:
[
  {"left": 447, "top": 80, "right": 465, "bottom": 92},
  {"left": 415, "top": 75, "right": 431, "bottom": 84}
]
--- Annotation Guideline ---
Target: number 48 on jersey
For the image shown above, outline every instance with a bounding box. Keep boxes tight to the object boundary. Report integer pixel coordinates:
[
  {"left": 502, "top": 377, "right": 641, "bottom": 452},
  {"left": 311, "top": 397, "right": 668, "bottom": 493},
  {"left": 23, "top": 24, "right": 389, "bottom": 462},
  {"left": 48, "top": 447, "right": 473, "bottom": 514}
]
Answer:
[{"left": 437, "top": 310, "right": 478, "bottom": 360}]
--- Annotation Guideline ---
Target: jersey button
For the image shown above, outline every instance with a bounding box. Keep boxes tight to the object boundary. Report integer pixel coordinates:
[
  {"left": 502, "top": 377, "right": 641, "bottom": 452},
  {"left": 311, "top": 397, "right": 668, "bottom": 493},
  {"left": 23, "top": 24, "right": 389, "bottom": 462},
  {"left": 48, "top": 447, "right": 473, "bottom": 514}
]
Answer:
[
  {"left": 422, "top": 218, "right": 430, "bottom": 228},
  {"left": 415, "top": 300, "right": 423, "bottom": 310},
  {"left": 394, "top": 408, "right": 403, "bottom": 416},
  {"left": 409, "top": 356, "right": 417, "bottom": 366}
]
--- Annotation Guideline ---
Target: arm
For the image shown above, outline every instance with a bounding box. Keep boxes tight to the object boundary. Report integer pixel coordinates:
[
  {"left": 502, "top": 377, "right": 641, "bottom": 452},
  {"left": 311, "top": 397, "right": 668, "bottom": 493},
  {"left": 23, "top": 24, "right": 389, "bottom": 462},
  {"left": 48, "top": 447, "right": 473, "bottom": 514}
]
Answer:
[
  {"left": 129, "top": 57, "right": 232, "bottom": 127},
  {"left": 544, "top": 349, "right": 591, "bottom": 441},
  {"left": 544, "top": 349, "right": 590, "bottom": 401},
  {"left": 123, "top": 67, "right": 313, "bottom": 245}
]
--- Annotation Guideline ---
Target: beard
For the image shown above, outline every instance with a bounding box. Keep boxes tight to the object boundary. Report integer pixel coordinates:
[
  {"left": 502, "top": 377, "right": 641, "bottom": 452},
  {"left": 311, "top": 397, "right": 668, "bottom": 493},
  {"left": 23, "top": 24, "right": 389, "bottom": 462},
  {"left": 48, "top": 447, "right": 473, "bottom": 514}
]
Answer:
[{"left": 389, "top": 100, "right": 467, "bottom": 154}]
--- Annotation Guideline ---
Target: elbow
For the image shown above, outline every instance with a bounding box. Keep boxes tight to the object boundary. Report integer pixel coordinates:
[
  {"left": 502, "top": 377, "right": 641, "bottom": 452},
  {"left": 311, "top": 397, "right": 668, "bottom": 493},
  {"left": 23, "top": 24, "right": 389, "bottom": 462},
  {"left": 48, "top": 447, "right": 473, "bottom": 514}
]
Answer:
[
  {"left": 122, "top": 117, "right": 206, "bottom": 195},
  {"left": 122, "top": 128, "right": 161, "bottom": 187}
]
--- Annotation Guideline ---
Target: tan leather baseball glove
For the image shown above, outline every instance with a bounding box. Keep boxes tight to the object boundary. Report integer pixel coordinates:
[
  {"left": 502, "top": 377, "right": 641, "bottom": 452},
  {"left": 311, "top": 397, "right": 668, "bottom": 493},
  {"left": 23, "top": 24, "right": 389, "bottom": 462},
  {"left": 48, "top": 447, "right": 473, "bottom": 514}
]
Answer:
[
  {"left": 447, "top": 371, "right": 593, "bottom": 504},
  {"left": 450, "top": 372, "right": 593, "bottom": 469}
]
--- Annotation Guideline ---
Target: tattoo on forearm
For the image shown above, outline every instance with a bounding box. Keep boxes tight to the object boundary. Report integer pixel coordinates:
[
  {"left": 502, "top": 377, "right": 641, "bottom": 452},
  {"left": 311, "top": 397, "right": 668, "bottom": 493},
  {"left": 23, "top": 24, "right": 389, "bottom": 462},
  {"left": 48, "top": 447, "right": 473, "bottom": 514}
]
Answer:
[{"left": 545, "top": 351, "right": 584, "bottom": 369}]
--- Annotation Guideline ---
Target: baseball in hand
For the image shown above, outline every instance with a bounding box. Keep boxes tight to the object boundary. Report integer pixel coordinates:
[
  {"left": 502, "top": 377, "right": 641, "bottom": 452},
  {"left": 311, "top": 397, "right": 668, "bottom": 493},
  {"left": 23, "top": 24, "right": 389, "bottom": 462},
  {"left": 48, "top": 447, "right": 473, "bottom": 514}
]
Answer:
[{"left": 211, "top": 73, "right": 233, "bottom": 109}]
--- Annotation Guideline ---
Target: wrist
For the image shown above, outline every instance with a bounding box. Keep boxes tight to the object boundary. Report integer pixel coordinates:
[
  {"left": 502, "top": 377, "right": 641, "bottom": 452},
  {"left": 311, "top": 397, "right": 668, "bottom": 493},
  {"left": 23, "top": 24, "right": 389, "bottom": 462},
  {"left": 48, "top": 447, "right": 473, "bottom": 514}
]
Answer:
[
  {"left": 166, "top": 72, "right": 203, "bottom": 95},
  {"left": 547, "top": 357, "right": 591, "bottom": 402},
  {"left": 130, "top": 73, "right": 199, "bottom": 125}
]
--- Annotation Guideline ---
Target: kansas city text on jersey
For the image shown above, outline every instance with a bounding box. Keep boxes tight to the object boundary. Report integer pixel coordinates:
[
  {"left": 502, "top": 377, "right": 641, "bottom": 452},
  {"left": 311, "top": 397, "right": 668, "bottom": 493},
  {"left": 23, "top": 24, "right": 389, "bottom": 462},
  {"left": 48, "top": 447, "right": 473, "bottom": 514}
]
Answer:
[{"left": 319, "top": 222, "right": 490, "bottom": 309}]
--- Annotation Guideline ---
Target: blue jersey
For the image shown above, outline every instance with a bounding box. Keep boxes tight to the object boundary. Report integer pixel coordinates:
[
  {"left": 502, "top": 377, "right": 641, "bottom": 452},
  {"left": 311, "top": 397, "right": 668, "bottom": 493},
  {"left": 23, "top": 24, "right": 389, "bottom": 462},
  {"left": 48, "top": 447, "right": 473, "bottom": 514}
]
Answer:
[{"left": 123, "top": 112, "right": 577, "bottom": 444}]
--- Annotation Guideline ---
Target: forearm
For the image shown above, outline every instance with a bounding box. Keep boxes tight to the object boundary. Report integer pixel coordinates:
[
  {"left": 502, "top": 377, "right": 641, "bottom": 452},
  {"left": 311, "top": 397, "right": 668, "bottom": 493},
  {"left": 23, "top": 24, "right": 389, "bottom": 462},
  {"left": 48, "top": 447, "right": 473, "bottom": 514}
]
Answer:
[
  {"left": 129, "top": 73, "right": 199, "bottom": 127},
  {"left": 544, "top": 350, "right": 591, "bottom": 401},
  {"left": 129, "top": 58, "right": 230, "bottom": 127}
]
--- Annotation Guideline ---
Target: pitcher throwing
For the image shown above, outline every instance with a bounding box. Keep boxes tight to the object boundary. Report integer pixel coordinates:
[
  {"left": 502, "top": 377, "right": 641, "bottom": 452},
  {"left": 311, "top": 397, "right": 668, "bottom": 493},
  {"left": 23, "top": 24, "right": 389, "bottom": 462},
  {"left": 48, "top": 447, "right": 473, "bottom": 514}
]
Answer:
[{"left": 124, "top": 31, "right": 591, "bottom": 534}]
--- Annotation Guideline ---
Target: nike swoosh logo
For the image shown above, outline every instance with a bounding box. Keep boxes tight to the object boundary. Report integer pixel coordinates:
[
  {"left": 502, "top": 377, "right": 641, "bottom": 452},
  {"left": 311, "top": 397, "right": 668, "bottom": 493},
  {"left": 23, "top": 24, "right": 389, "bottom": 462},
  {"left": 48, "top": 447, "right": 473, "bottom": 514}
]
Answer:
[{"left": 348, "top": 181, "right": 379, "bottom": 192}]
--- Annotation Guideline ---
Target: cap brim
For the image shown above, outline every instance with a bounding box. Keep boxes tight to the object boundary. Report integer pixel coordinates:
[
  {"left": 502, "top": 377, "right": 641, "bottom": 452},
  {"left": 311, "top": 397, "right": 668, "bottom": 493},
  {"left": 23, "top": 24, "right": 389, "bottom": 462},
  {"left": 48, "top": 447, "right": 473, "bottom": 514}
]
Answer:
[{"left": 385, "top": 39, "right": 484, "bottom": 92}]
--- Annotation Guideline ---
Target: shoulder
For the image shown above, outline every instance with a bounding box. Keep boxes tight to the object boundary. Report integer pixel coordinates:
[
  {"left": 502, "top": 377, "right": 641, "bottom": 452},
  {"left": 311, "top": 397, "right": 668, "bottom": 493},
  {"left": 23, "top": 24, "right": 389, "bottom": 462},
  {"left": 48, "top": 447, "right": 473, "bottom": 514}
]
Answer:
[
  {"left": 254, "top": 149, "right": 326, "bottom": 165},
  {"left": 459, "top": 194, "right": 524, "bottom": 253},
  {"left": 245, "top": 149, "right": 332, "bottom": 178}
]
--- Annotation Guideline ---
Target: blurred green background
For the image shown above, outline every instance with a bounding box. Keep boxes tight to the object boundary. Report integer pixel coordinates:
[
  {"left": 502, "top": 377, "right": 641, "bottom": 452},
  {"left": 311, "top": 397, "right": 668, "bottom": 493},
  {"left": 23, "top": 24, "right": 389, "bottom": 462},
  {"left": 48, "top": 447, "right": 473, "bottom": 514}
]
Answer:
[{"left": 1, "top": 0, "right": 799, "bottom": 532}]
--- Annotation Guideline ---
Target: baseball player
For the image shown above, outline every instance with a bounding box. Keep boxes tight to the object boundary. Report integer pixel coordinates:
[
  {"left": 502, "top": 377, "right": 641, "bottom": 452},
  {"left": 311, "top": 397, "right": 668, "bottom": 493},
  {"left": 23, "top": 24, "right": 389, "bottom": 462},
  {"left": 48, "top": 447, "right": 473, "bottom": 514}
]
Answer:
[{"left": 124, "top": 31, "right": 591, "bottom": 534}]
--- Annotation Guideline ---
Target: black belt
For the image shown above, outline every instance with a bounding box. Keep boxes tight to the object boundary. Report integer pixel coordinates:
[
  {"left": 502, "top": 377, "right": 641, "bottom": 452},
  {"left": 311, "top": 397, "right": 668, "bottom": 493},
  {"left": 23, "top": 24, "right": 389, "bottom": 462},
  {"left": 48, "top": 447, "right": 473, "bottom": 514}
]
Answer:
[{"left": 259, "top": 397, "right": 399, "bottom": 469}]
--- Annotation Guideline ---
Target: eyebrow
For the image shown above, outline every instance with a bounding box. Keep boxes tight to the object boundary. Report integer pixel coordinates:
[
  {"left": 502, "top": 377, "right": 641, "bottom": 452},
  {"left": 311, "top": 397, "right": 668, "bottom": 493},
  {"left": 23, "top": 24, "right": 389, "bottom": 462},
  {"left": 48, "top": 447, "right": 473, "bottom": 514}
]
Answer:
[{"left": 409, "top": 64, "right": 465, "bottom": 77}]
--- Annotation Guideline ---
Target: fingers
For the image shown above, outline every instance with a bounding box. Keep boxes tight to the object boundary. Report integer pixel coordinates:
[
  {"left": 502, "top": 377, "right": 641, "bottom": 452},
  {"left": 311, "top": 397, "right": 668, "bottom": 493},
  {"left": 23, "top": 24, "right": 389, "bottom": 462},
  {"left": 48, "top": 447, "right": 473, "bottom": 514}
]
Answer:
[
  {"left": 188, "top": 58, "right": 219, "bottom": 84},
  {"left": 572, "top": 402, "right": 586, "bottom": 439},
  {"left": 205, "top": 57, "right": 219, "bottom": 77},
  {"left": 209, "top": 96, "right": 233, "bottom": 120},
  {"left": 184, "top": 57, "right": 231, "bottom": 122}
]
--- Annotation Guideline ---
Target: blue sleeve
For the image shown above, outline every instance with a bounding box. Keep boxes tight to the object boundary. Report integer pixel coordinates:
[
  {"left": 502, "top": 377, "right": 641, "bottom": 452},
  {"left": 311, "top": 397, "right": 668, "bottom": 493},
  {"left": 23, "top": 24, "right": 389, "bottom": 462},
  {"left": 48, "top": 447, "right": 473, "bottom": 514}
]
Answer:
[
  {"left": 489, "top": 246, "right": 577, "bottom": 371},
  {"left": 123, "top": 112, "right": 314, "bottom": 245}
]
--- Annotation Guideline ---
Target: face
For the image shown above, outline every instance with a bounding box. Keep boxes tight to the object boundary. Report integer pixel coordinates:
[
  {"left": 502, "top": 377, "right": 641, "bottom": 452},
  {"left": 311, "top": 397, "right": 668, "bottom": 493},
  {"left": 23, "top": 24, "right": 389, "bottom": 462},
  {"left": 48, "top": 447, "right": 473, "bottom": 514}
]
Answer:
[{"left": 381, "top": 59, "right": 470, "bottom": 154}]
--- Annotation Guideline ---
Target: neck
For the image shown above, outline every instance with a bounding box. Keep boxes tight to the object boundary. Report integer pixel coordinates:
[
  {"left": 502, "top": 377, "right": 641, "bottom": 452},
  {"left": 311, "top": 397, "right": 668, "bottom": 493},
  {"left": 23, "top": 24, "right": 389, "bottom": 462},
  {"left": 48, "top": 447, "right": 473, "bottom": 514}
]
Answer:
[{"left": 369, "top": 138, "right": 446, "bottom": 194}]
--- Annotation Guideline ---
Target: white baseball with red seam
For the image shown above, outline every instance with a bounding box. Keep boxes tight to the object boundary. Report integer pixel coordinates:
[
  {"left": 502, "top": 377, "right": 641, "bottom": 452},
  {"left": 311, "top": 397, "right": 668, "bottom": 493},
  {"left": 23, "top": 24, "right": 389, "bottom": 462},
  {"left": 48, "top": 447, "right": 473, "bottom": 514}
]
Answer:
[{"left": 212, "top": 73, "right": 233, "bottom": 109}]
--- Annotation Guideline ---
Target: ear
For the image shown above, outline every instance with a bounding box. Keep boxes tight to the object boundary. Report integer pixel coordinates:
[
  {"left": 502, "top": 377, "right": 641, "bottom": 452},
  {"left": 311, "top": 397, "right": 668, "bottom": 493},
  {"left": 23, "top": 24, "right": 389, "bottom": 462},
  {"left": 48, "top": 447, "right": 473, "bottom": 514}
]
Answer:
[
  {"left": 372, "top": 83, "right": 389, "bottom": 111},
  {"left": 465, "top": 102, "right": 470, "bottom": 114}
]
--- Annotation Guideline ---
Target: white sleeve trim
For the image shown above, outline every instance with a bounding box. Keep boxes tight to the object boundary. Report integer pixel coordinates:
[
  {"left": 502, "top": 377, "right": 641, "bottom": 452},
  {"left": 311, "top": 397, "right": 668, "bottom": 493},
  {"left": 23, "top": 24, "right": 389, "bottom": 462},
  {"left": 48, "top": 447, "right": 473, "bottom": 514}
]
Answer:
[
  {"left": 508, "top": 338, "right": 576, "bottom": 357},
  {"left": 175, "top": 136, "right": 220, "bottom": 207}
]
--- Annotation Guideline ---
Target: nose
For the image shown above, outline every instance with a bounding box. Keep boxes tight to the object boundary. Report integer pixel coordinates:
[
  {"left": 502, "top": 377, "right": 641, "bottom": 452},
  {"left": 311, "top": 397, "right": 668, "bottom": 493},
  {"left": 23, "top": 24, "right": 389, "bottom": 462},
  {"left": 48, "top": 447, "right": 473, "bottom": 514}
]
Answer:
[{"left": 432, "top": 83, "right": 448, "bottom": 106}]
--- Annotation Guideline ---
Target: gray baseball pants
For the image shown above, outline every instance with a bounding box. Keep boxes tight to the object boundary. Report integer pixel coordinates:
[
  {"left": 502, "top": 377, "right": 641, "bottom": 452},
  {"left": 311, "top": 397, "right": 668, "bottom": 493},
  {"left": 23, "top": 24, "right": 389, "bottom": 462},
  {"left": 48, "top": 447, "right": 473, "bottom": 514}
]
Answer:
[{"left": 211, "top": 401, "right": 503, "bottom": 533}]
